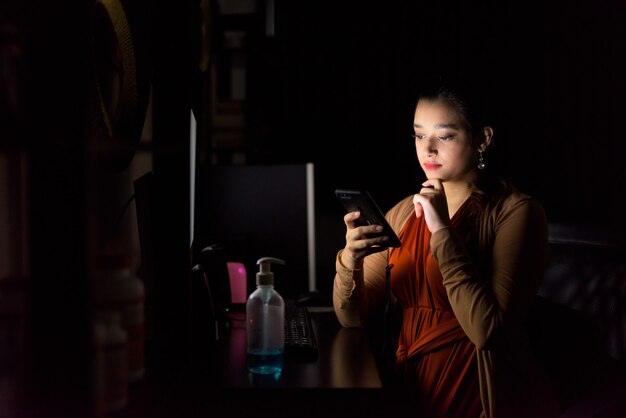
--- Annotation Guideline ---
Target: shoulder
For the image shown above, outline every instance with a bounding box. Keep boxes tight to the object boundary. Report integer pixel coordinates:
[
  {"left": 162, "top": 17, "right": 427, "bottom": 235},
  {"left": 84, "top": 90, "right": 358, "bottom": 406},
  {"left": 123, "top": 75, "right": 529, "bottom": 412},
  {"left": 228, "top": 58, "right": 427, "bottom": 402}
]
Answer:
[
  {"left": 477, "top": 178, "right": 545, "bottom": 219},
  {"left": 494, "top": 190, "right": 546, "bottom": 218},
  {"left": 483, "top": 189, "right": 548, "bottom": 234}
]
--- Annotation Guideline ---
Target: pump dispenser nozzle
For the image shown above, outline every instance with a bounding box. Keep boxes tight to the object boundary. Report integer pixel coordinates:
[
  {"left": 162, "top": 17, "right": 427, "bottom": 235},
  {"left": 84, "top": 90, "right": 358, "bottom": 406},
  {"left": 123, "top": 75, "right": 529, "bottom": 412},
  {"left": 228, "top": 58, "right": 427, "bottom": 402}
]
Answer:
[{"left": 256, "top": 257, "right": 285, "bottom": 286}]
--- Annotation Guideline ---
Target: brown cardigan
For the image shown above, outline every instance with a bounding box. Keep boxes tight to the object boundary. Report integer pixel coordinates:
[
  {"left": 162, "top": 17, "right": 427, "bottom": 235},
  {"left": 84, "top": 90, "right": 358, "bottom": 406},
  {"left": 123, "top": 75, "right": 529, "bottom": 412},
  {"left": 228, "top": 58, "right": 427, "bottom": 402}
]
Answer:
[{"left": 333, "top": 191, "right": 560, "bottom": 418}]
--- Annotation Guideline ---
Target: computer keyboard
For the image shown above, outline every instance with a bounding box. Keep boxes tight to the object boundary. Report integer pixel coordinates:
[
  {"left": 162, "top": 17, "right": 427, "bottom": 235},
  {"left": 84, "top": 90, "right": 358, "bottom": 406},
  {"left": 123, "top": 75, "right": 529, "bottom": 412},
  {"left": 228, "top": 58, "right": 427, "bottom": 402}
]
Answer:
[{"left": 284, "top": 304, "right": 318, "bottom": 359}]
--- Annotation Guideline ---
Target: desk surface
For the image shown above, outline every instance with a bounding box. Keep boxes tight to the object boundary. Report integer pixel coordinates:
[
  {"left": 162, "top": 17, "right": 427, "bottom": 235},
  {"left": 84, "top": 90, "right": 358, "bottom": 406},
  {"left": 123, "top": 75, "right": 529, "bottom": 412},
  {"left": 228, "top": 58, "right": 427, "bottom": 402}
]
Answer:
[
  {"left": 117, "top": 307, "right": 423, "bottom": 418},
  {"left": 213, "top": 307, "right": 382, "bottom": 389},
  {"left": 194, "top": 308, "right": 419, "bottom": 418}
]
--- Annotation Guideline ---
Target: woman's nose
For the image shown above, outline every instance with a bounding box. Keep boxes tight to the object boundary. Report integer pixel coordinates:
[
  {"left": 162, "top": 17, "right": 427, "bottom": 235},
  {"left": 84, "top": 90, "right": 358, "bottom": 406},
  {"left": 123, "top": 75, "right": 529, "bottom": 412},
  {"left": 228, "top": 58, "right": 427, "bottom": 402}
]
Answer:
[{"left": 423, "top": 136, "right": 438, "bottom": 156}]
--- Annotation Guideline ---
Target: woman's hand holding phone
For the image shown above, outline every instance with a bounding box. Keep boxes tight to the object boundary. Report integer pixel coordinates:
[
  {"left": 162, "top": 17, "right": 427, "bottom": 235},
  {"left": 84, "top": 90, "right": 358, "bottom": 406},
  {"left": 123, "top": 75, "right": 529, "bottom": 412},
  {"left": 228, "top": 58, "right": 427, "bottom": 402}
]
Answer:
[
  {"left": 335, "top": 189, "right": 400, "bottom": 269},
  {"left": 341, "top": 211, "right": 390, "bottom": 269}
]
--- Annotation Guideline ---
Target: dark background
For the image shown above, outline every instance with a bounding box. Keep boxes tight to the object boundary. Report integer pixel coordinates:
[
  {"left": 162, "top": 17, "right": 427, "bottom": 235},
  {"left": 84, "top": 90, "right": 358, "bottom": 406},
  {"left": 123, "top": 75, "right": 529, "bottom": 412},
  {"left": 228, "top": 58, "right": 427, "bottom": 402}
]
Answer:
[
  {"left": 252, "top": 0, "right": 626, "bottom": 221},
  {"left": 240, "top": 0, "right": 626, "bottom": 300},
  {"left": 2, "top": 0, "right": 626, "bottom": 415}
]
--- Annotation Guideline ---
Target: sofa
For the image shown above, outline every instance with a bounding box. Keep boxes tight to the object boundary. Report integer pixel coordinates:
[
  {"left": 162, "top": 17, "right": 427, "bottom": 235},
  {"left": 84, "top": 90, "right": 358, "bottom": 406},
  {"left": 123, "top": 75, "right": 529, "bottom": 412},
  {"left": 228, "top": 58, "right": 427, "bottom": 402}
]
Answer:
[{"left": 529, "top": 223, "right": 626, "bottom": 418}]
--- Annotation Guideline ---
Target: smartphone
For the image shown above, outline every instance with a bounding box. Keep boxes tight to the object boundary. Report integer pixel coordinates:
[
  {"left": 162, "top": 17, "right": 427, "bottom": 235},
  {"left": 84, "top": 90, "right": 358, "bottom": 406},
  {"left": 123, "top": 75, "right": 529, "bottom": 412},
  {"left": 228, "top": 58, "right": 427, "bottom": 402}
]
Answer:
[{"left": 335, "top": 189, "right": 401, "bottom": 247}]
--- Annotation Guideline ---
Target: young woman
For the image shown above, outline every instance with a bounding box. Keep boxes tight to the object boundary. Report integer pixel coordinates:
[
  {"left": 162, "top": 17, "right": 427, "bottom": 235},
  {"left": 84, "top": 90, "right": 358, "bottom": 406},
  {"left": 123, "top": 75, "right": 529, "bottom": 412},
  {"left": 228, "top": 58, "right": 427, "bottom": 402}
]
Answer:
[{"left": 333, "top": 79, "right": 560, "bottom": 418}]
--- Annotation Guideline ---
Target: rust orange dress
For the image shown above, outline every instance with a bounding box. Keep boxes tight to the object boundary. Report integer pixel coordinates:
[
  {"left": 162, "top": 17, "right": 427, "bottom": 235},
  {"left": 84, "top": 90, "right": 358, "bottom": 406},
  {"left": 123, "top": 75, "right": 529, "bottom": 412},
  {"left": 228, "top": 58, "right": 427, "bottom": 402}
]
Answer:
[{"left": 389, "top": 198, "right": 481, "bottom": 418}]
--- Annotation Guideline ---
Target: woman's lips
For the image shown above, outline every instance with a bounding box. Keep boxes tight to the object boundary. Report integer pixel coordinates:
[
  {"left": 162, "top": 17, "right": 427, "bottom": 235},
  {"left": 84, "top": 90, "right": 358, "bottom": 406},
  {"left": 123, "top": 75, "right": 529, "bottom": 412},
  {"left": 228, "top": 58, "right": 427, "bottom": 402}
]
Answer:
[{"left": 424, "top": 162, "right": 442, "bottom": 170}]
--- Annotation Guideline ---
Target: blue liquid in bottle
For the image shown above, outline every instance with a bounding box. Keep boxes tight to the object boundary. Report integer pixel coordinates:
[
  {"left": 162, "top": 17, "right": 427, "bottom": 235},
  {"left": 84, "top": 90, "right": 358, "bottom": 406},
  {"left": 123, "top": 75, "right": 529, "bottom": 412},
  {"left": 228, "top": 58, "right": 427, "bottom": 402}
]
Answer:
[{"left": 246, "top": 348, "right": 284, "bottom": 375}]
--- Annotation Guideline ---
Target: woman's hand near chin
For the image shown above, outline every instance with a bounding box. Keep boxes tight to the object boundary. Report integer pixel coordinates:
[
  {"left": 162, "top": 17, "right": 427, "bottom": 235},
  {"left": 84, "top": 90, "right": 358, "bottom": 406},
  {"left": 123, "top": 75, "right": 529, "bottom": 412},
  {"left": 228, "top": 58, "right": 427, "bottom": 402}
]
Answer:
[{"left": 412, "top": 178, "right": 451, "bottom": 233}]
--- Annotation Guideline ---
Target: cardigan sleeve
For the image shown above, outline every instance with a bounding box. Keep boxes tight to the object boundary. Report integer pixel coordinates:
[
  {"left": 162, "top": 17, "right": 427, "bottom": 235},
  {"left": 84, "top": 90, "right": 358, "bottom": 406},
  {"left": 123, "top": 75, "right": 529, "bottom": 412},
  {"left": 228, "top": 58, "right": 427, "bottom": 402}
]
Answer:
[
  {"left": 332, "top": 195, "right": 414, "bottom": 328},
  {"left": 332, "top": 248, "right": 388, "bottom": 327},
  {"left": 430, "top": 196, "right": 548, "bottom": 350}
]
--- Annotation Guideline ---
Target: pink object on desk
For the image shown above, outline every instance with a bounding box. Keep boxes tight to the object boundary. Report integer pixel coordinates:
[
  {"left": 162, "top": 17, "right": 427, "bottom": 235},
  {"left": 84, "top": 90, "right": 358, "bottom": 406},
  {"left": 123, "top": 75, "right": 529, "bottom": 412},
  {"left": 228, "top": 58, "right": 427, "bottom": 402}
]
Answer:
[{"left": 226, "top": 262, "right": 247, "bottom": 304}]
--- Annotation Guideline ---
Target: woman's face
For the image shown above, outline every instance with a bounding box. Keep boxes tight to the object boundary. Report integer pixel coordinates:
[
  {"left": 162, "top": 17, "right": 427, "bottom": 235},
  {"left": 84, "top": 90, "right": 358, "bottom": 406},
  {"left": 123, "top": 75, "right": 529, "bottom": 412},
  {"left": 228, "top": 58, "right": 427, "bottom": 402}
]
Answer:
[{"left": 413, "top": 99, "right": 479, "bottom": 185}]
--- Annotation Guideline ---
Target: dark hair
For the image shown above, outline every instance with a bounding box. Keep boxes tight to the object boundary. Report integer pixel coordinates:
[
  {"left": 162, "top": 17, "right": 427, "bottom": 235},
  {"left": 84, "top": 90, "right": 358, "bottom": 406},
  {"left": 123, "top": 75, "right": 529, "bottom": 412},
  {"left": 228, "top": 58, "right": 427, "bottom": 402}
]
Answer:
[{"left": 416, "top": 74, "right": 495, "bottom": 140}]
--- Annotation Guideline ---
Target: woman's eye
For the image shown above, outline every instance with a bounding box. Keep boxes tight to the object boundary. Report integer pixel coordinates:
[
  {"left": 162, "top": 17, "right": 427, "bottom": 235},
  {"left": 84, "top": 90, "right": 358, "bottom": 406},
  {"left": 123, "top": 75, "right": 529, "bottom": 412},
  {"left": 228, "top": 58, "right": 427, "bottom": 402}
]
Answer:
[
  {"left": 438, "top": 135, "right": 454, "bottom": 141},
  {"left": 412, "top": 133, "right": 425, "bottom": 140}
]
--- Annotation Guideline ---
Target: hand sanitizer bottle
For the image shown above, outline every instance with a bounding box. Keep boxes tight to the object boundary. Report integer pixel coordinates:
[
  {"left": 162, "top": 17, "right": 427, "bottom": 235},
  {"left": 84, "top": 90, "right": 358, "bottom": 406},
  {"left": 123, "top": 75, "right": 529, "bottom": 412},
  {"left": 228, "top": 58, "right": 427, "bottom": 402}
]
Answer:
[{"left": 246, "top": 257, "right": 285, "bottom": 375}]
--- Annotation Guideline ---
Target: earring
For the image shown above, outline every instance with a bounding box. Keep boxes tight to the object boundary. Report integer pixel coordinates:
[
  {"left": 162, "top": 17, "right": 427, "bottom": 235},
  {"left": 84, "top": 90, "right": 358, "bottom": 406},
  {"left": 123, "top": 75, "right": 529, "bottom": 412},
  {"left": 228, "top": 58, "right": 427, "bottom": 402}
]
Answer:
[{"left": 477, "top": 151, "right": 485, "bottom": 170}]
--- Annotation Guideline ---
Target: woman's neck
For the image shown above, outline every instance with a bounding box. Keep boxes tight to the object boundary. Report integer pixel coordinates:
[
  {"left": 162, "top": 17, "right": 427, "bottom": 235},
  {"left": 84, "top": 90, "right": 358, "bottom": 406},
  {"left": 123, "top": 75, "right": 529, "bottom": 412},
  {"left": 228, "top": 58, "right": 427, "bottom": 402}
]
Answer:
[{"left": 443, "top": 181, "right": 476, "bottom": 218}]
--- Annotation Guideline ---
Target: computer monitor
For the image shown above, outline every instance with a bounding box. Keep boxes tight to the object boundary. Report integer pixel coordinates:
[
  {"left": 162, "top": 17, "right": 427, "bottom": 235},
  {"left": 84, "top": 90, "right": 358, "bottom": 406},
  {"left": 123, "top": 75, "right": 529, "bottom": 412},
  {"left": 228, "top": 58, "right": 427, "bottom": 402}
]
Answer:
[{"left": 195, "top": 163, "right": 317, "bottom": 302}]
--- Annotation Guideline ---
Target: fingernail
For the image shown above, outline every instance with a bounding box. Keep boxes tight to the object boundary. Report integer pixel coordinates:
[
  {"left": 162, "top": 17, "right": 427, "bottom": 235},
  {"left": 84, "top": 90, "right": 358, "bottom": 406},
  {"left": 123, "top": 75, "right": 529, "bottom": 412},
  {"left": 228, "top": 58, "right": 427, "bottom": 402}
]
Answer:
[{"left": 376, "top": 226, "right": 383, "bottom": 232}]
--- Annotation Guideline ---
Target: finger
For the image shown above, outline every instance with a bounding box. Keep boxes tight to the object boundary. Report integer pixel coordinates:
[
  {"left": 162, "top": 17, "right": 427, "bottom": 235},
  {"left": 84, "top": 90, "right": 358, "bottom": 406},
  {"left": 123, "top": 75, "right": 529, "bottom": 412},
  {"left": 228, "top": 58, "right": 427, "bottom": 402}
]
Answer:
[
  {"left": 344, "top": 211, "right": 361, "bottom": 228},
  {"left": 413, "top": 192, "right": 433, "bottom": 205},
  {"left": 368, "top": 246, "right": 389, "bottom": 255},
  {"left": 419, "top": 181, "right": 437, "bottom": 196},
  {"left": 363, "top": 224, "right": 384, "bottom": 235},
  {"left": 346, "top": 223, "right": 382, "bottom": 241},
  {"left": 365, "top": 235, "right": 390, "bottom": 248},
  {"left": 413, "top": 195, "right": 424, "bottom": 218},
  {"left": 422, "top": 178, "right": 443, "bottom": 190},
  {"left": 351, "top": 225, "right": 384, "bottom": 243},
  {"left": 348, "top": 234, "right": 388, "bottom": 251},
  {"left": 347, "top": 242, "right": 387, "bottom": 259}
]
